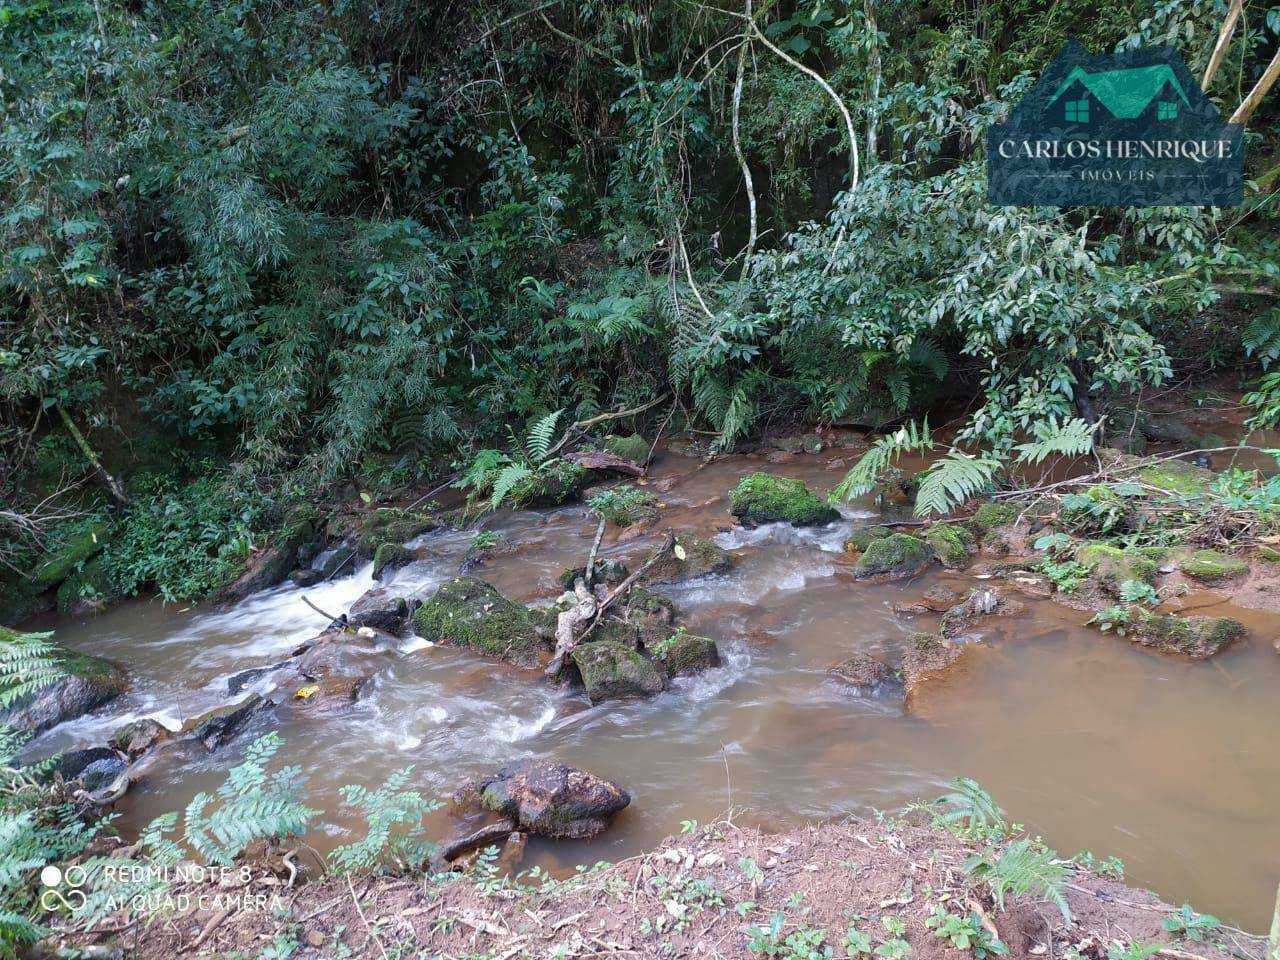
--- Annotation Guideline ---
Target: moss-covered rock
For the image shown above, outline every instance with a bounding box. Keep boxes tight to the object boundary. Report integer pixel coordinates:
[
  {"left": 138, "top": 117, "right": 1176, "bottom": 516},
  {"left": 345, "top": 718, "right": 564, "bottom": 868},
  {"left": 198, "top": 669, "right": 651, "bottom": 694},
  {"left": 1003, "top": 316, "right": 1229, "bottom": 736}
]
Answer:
[
  {"left": 476, "top": 759, "right": 630, "bottom": 839},
  {"left": 1137, "top": 460, "right": 1214, "bottom": 497},
  {"left": 638, "top": 535, "right": 732, "bottom": 585},
  {"left": 55, "top": 557, "right": 124, "bottom": 613},
  {"left": 1075, "top": 542, "right": 1156, "bottom": 593},
  {"left": 625, "top": 588, "right": 680, "bottom": 648},
  {"left": 771, "top": 434, "right": 824, "bottom": 455},
  {"left": 1127, "top": 608, "right": 1246, "bottom": 658},
  {"left": 969, "top": 503, "right": 1019, "bottom": 535},
  {"left": 925, "top": 525, "right": 968, "bottom": 569},
  {"left": 372, "top": 542, "right": 415, "bottom": 580},
  {"left": 1257, "top": 546, "right": 1280, "bottom": 563},
  {"left": 570, "top": 640, "right": 666, "bottom": 702},
  {"left": 364, "top": 507, "right": 438, "bottom": 544},
  {"left": 729, "top": 473, "right": 839, "bottom": 527},
  {"left": 30, "top": 520, "right": 109, "bottom": 591},
  {"left": 843, "top": 525, "right": 891, "bottom": 553},
  {"left": 827, "top": 653, "right": 892, "bottom": 690},
  {"left": 651, "top": 630, "right": 720, "bottom": 678},
  {"left": 411, "top": 577, "right": 547, "bottom": 668},
  {"left": 558, "top": 559, "right": 628, "bottom": 592},
  {"left": 602, "top": 433, "right": 651, "bottom": 464},
  {"left": 854, "top": 534, "right": 934, "bottom": 580},
  {"left": 0, "top": 628, "right": 127, "bottom": 734},
  {"left": 1178, "top": 549, "right": 1249, "bottom": 583},
  {"left": 513, "top": 459, "right": 589, "bottom": 507}
]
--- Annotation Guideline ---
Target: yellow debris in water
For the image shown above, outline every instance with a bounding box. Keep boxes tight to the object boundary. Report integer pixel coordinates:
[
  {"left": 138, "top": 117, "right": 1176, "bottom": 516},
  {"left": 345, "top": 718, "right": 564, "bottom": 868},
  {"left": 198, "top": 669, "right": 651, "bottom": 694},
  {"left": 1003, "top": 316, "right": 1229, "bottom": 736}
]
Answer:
[
  {"left": 674, "top": 544, "right": 687, "bottom": 561},
  {"left": 294, "top": 685, "right": 320, "bottom": 700}
]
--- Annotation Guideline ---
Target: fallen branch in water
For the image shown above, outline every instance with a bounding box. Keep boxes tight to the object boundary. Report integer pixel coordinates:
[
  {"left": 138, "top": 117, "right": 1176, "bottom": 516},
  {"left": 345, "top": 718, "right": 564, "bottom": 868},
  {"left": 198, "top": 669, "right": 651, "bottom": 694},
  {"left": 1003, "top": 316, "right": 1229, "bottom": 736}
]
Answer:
[{"left": 436, "top": 818, "right": 517, "bottom": 865}]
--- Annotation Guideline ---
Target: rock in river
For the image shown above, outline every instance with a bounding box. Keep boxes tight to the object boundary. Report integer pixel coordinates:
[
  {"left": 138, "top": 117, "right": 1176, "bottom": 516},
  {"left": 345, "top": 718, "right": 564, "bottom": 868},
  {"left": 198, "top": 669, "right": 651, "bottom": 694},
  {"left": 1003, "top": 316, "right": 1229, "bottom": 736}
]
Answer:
[
  {"left": 476, "top": 759, "right": 630, "bottom": 839},
  {"left": 651, "top": 631, "right": 720, "bottom": 678},
  {"left": 854, "top": 534, "right": 935, "bottom": 580},
  {"left": 827, "top": 653, "right": 892, "bottom": 691},
  {"left": 729, "top": 472, "right": 839, "bottom": 527},
  {"left": 411, "top": 577, "right": 548, "bottom": 668},
  {"left": 347, "top": 586, "right": 411, "bottom": 633},
  {"left": 1126, "top": 609, "right": 1246, "bottom": 659},
  {"left": 0, "top": 628, "right": 127, "bottom": 735},
  {"left": 637, "top": 535, "right": 732, "bottom": 586},
  {"left": 570, "top": 640, "right": 666, "bottom": 702}
]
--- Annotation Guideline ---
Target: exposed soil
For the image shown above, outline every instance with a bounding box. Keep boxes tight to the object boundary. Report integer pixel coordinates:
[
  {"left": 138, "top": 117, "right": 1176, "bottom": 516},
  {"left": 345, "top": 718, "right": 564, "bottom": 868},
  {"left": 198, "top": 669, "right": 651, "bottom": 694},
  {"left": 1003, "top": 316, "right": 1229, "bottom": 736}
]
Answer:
[{"left": 98, "top": 818, "right": 1267, "bottom": 959}]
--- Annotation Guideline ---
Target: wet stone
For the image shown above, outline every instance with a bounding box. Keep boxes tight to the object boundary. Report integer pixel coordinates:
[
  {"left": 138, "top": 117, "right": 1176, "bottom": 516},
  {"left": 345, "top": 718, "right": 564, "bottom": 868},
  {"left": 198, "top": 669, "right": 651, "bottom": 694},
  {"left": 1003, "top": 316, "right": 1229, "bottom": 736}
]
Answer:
[{"left": 476, "top": 759, "right": 631, "bottom": 839}]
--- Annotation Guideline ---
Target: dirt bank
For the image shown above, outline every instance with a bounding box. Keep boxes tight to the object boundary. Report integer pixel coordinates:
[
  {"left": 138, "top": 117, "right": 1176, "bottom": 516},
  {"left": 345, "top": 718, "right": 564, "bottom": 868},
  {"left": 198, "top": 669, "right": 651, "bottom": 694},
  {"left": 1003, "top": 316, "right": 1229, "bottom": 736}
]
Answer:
[{"left": 107, "top": 816, "right": 1267, "bottom": 959}]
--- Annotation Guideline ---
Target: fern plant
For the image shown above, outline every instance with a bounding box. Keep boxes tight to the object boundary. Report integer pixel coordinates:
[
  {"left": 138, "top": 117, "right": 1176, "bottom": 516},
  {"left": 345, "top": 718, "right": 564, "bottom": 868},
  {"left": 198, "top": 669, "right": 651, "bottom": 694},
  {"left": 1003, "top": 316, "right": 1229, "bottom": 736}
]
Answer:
[
  {"left": 932, "top": 777, "right": 1006, "bottom": 840},
  {"left": 454, "top": 409, "right": 575, "bottom": 513},
  {"left": 183, "top": 732, "right": 318, "bottom": 866},
  {"left": 0, "top": 628, "right": 65, "bottom": 712},
  {"left": 965, "top": 837, "right": 1072, "bottom": 923},
  {"left": 327, "top": 766, "right": 441, "bottom": 875}
]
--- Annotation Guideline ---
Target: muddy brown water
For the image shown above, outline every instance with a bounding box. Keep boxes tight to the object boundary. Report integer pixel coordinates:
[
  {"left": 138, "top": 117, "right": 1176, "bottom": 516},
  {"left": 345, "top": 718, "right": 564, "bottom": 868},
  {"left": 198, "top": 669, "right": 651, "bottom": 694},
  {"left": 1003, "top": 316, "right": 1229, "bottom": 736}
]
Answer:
[{"left": 24, "top": 446, "right": 1280, "bottom": 929}]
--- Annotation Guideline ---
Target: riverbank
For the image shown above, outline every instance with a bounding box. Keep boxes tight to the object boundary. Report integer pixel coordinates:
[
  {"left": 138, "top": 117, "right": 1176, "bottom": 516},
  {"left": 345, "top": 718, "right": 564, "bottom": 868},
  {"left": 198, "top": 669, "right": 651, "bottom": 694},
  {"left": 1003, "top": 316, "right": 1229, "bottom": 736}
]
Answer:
[{"left": 95, "top": 815, "right": 1269, "bottom": 959}]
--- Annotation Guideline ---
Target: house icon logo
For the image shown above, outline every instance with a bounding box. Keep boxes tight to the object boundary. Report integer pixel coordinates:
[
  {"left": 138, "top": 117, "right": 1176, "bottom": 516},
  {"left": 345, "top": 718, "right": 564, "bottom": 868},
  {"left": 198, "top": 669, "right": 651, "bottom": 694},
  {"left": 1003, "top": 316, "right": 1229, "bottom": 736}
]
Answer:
[{"left": 989, "top": 40, "right": 1242, "bottom": 206}]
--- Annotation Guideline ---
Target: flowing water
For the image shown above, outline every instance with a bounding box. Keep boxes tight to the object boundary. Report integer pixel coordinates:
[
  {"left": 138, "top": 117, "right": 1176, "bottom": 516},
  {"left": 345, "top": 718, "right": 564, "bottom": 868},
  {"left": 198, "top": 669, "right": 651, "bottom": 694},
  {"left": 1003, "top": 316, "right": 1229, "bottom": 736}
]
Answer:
[{"left": 22, "top": 446, "right": 1280, "bottom": 929}]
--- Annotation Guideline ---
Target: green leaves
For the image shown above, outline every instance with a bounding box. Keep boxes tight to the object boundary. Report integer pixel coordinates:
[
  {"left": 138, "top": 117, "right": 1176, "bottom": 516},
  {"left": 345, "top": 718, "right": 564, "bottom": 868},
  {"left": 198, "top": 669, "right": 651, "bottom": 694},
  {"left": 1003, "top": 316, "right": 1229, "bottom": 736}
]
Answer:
[{"left": 914, "top": 452, "right": 1000, "bottom": 517}]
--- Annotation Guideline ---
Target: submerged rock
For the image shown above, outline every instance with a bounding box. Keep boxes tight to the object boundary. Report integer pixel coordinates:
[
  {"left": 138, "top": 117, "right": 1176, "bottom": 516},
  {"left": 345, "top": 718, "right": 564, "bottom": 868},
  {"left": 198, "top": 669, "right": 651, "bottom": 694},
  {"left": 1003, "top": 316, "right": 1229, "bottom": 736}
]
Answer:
[
  {"left": 827, "top": 653, "right": 892, "bottom": 691},
  {"left": 476, "top": 759, "right": 630, "bottom": 839},
  {"left": 411, "top": 577, "right": 547, "bottom": 668},
  {"left": 651, "top": 631, "right": 720, "bottom": 678},
  {"left": 570, "top": 641, "right": 666, "bottom": 702},
  {"left": 638, "top": 535, "right": 732, "bottom": 586},
  {"left": 729, "top": 473, "right": 839, "bottom": 527},
  {"left": 0, "top": 630, "right": 127, "bottom": 735},
  {"left": 940, "top": 588, "right": 1026, "bottom": 638},
  {"left": 1178, "top": 549, "right": 1249, "bottom": 584},
  {"left": 1075, "top": 542, "right": 1156, "bottom": 594},
  {"left": 901, "top": 633, "right": 978, "bottom": 710},
  {"left": 1126, "top": 609, "right": 1246, "bottom": 659},
  {"left": 854, "top": 534, "right": 934, "bottom": 580},
  {"left": 892, "top": 583, "right": 961, "bottom": 615}
]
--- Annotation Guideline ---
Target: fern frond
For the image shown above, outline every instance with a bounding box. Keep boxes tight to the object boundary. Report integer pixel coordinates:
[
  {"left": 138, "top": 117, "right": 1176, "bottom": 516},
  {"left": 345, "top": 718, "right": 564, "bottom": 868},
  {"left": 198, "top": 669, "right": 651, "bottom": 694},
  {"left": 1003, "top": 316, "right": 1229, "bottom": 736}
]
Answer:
[
  {"left": 966, "top": 837, "right": 1071, "bottom": 923},
  {"left": 831, "top": 420, "right": 934, "bottom": 503},
  {"left": 489, "top": 462, "right": 533, "bottom": 510},
  {"left": 1013, "top": 417, "right": 1097, "bottom": 465},
  {"left": 914, "top": 451, "right": 1000, "bottom": 516},
  {"left": 525, "top": 409, "right": 563, "bottom": 462}
]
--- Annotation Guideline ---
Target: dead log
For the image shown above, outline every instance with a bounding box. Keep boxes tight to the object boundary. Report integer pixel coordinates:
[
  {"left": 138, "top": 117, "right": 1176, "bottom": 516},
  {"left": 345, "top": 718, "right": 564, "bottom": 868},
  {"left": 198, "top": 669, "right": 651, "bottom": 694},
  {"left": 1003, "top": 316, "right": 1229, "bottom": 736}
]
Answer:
[
  {"left": 561, "top": 450, "right": 644, "bottom": 476},
  {"left": 437, "top": 817, "right": 518, "bottom": 866}
]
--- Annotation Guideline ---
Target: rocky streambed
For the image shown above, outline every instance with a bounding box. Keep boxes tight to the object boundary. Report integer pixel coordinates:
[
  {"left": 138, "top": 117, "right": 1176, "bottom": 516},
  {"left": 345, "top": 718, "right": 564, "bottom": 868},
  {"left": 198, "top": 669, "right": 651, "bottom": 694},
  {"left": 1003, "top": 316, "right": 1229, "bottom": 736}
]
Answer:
[{"left": 11, "top": 440, "right": 1280, "bottom": 928}]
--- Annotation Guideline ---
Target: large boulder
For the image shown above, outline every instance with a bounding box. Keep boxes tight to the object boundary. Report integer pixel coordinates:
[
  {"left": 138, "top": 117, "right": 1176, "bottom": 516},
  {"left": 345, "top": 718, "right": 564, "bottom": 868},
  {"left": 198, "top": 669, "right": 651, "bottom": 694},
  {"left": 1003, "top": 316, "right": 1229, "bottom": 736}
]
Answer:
[
  {"left": 0, "top": 630, "right": 127, "bottom": 735},
  {"left": 651, "top": 631, "right": 720, "bottom": 678},
  {"left": 570, "top": 641, "right": 666, "bottom": 702},
  {"left": 729, "top": 473, "right": 839, "bottom": 527},
  {"left": 637, "top": 535, "right": 732, "bottom": 586},
  {"left": 476, "top": 759, "right": 630, "bottom": 839},
  {"left": 854, "top": 534, "right": 934, "bottom": 579},
  {"left": 1126, "top": 609, "right": 1246, "bottom": 659},
  {"left": 411, "top": 577, "right": 547, "bottom": 668},
  {"left": 217, "top": 508, "right": 322, "bottom": 602},
  {"left": 925, "top": 525, "right": 971, "bottom": 569}
]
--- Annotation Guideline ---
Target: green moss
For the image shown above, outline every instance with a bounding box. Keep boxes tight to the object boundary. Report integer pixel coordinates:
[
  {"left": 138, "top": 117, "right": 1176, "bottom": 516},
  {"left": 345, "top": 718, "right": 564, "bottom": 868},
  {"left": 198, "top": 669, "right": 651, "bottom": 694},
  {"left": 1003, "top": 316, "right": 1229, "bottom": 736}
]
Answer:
[
  {"left": 602, "top": 433, "right": 650, "bottom": 464},
  {"left": 925, "top": 525, "right": 968, "bottom": 568},
  {"left": 1128, "top": 608, "right": 1246, "bottom": 658},
  {"left": 55, "top": 558, "right": 124, "bottom": 613},
  {"left": 729, "top": 473, "right": 839, "bottom": 527},
  {"left": 1137, "top": 460, "right": 1213, "bottom": 497},
  {"left": 1257, "top": 546, "right": 1280, "bottom": 563},
  {"left": 364, "top": 507, "right": 437, "bottom": 544},
  {"left": 854, "top": 533, "right": 934, "bottom": 579},
  {"left": 411, "top": 577, "right": 546, "bottom": 667},
  {"left": 570, "top": 640, "right": 666, "bottom": 702},
  {"left": 1178, "top": 549, "right": 1248, "bottom": 583},
  {"left": 639, "top": 535, "right": 732, "bottom": 585},
  {"left": 31, "top": 519, "right": 109, "bottom": 590},
  {"left": 1075, "top": 542, "right": 1155, "bottom": 593},
  {"left": 372, "top": 542, "right": 415, "bottom": 579},
  {"left": 652, "top": 631, "right": 720, "bottom": 678},
  {"left": 970, "top": 503, "right": 1018, "bottom": 534},
  {"left": 843, "top": 526, "right": 891, "bottom": 553}
]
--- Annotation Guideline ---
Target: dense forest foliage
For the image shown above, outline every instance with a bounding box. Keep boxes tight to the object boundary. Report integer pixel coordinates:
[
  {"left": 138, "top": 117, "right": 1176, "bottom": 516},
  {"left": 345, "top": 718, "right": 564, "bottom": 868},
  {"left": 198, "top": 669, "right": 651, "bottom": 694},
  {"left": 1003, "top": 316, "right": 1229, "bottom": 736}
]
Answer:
[{"left": 2, "top": 0, "right": 1279, "bottom": 604}]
